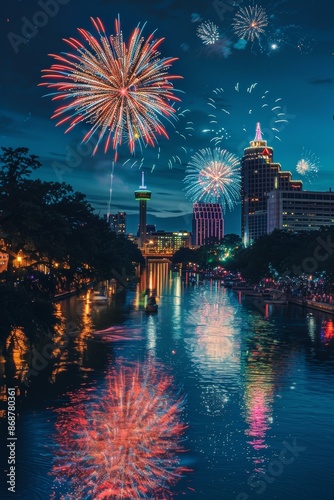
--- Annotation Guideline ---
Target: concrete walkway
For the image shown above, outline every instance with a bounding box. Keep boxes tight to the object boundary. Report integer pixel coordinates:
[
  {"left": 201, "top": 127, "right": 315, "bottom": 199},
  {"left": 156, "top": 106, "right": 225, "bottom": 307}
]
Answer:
[{"left": 289, "top": 298, "right": 334, "bottom": 315}]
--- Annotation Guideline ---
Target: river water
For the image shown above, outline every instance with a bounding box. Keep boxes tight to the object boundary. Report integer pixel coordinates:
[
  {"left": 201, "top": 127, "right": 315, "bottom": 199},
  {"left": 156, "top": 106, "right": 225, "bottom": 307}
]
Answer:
[{"left": 1, "top": 262, "right": 334, "bottom": 499}]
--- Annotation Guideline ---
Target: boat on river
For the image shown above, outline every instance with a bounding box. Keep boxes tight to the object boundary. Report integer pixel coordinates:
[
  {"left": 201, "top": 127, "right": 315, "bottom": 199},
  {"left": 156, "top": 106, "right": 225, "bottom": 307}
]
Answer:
[
  {"left": 263, "top": 290, "right": 288, "bottom": 305},
  {"left": 91, "top": 289, "right": 108, "bottom": 302},
  {"left": 145, "top": 303, "right": 158, "bottom": 313},
  {"left": 242, "top": 288, "right": 288, "bottom": 304},
  {"left": 145, "top": 296, "right": 158, "bottom": 313}
]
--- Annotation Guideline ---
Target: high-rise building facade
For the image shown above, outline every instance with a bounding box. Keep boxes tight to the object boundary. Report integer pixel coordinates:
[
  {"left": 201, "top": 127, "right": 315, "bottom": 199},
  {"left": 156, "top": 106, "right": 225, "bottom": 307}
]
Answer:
[
  {"left": 134, "top": 172, "right": 151, "bottom": 248},
  {"left": 241, "top": 123, "right": 302, "bottom": 246},
  {"left": 110, "top": 212, "right": 126, "bottom": 235},
  {"left": 137, "top": 224, "right": 156, "bottom": 238},
  {"left": 267, "top": 189, "right": 334, "bottom": 233},
  {"left": 144, "top": 231, "right": 192, "bottom": 255},
  {"left": 192, "top": 203, "right": 224, "bottom": 246}
]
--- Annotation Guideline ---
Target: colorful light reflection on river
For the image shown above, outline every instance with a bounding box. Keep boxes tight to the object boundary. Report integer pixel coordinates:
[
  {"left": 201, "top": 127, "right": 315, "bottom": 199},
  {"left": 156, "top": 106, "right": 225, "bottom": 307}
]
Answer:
[
  {"left": 51, "top": 359, "right": 189, "bottom": 499},
  {"left": 1, "top": 269, "right": 334, "bottom": 500}
]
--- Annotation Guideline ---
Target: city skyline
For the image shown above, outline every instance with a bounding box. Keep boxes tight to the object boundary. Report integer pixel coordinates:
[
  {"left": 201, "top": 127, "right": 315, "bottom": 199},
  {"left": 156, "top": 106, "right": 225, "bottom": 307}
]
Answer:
[{"left": 1, "top": 0, "right": 334, "bottom": 235}]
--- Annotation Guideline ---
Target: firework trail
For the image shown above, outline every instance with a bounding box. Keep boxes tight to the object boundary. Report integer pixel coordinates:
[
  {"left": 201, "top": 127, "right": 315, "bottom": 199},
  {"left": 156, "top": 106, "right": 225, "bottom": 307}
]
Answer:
[
  {"left": 197, "top": 20, "right": 220, "bottom": 45},
  {"left": 40, "top": 17, "right": 182, "bottom": 158},
  {"left": 51, "top": 359, "right": 189, "bottom": 499},
  {"left": 183, "top": 148, "right": 241, "bottom": 211}
]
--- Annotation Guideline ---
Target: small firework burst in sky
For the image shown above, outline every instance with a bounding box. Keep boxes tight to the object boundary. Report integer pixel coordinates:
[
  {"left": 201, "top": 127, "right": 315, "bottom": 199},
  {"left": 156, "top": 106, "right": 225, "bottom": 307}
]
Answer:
[
  {"left": 296, "top": 149, "right": 320, "bottom": 180},
  {"left": 296, "top": 34, "right": 317, "bottom": 54},
  {"left": 232, "top": 5, "right": 268, "bottom": 42},
  {"left": 51, "top": 359, "right": 189, "bottom": 499},
  {"left": 197, "top": 20, "right": 220, "bottom": 45},
  {"left": 40, "top": 17, "right": 182, "bottom": 157},
  {"left": 183, "top": 147, "right": 241, "bottom": 211}
]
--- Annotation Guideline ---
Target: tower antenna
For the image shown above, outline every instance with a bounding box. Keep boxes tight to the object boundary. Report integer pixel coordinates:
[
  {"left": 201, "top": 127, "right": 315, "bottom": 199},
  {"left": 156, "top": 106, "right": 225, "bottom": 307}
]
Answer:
[
  {"left": 254, "top": 122, "right": 263, "bottom": 141},
  {"left": 140, "top": 170, "right": 146, "bottom": 189}
]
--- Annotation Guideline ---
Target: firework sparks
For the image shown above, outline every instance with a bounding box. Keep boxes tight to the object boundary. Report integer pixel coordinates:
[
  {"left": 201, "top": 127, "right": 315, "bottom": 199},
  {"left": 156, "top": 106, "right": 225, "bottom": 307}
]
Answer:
[
  {"left": 202, "top": 84, "right": 289, "bottom": 154},
  {"left": 228, "top": 1, "right": 303, "bottom": 55},
  {"left": 51, "top": 360, "right": 189, "bottom": 499},
  {"left": 163, "top": 106, "right": 194, "bottom": 169},
  {"left": 296, "top": 34, "right": 316, "bottom": 54},
  {"left": 197, "top": 21, "right": 220, "bottom": 45},
  {"left": 296, "top": 149, "right": 320, "bottom": 180},
  {"left": 183, "top": 148, "right": 241, "bottom": 211},
  {"left": 40, "top": 17, "right": 182, "bottom": 157},
  {"left": 232, "top": 5, "right": 268, "bottom": 42}
]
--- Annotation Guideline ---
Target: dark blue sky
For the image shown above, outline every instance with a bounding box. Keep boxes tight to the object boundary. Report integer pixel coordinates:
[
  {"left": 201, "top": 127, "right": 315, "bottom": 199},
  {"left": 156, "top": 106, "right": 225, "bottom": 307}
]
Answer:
[{"left": 1, "top": 0, "right": 334, "bottom": 234}]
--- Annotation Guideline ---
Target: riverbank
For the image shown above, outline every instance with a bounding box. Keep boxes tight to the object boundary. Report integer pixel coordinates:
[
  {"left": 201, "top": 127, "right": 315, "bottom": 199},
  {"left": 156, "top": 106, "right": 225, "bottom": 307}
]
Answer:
[
  {"left": 289, "top": 298, "right": 334, "bottom": 315},
  {"left": 234, "top": 287, "right": 334, "bottom": 315},
  {"left": 53, "top": 289, "right": 81, "bottom": 301}
]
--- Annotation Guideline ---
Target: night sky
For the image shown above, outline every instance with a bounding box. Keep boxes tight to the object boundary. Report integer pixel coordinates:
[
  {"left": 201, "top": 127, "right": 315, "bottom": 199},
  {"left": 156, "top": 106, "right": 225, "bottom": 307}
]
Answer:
[{"left": 1, "top": 0, "right": 334, "bottom": 235}]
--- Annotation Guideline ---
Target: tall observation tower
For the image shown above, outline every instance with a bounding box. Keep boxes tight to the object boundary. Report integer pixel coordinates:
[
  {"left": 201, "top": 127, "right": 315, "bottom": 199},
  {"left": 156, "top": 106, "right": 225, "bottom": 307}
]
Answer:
[{"left": 134, "top": 171, "right": 151, "bottom": 248}]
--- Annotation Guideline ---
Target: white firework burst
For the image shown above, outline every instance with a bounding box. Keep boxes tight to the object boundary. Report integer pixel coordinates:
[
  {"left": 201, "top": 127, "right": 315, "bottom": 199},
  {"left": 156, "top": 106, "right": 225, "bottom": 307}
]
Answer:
[
  {"left": 197, "top": 21, "right": 220, "bottom": 45},
  {"left": 183, "top": 147, "right": 241, "bottom": 211},
  {"left": 296, "top": 149, "right": 320, "bottom": 180},
  {"left": 232, "top": 5, "right": 268, "bottom": 42}
]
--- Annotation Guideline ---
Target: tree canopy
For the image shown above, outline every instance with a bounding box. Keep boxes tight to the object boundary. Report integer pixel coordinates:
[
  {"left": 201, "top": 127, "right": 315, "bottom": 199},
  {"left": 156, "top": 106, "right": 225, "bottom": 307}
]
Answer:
[
  {"left": 0, "top": 146, "right": 143, "bottom": 286},
  {"left": 226, "top": 228, "right": 334, "bottom": 286},
  {"left": 0, "top": 147, "right": 144, "bottom": 341},
  {"left": 172, "top": 234, "right": 242, "bottom": 270}
]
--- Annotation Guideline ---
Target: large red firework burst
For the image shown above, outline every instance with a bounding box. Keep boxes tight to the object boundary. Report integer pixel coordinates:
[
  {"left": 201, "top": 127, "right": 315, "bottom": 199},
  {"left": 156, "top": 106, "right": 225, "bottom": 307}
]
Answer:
[
  {"left": 51, "top": 360, "right": 189, "bottom": 499},
  {"left": 40, "top": 17, "right": 182, "bottom": 156}
]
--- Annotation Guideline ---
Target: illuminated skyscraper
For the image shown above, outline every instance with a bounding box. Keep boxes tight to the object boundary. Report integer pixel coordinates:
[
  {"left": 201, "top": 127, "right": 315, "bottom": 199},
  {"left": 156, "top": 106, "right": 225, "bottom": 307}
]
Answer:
[
  {"left": 110, "top": 212, "right": 126, "bottom": 235},
  {"left": 134, "top": 172, "right": 151, "bottom": 248},
  {"left": 192, "top": 203, "right": 224, "bottom": 246},
  {"left": 241, "top": 123, "right": 302, "bottom": 246}
]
